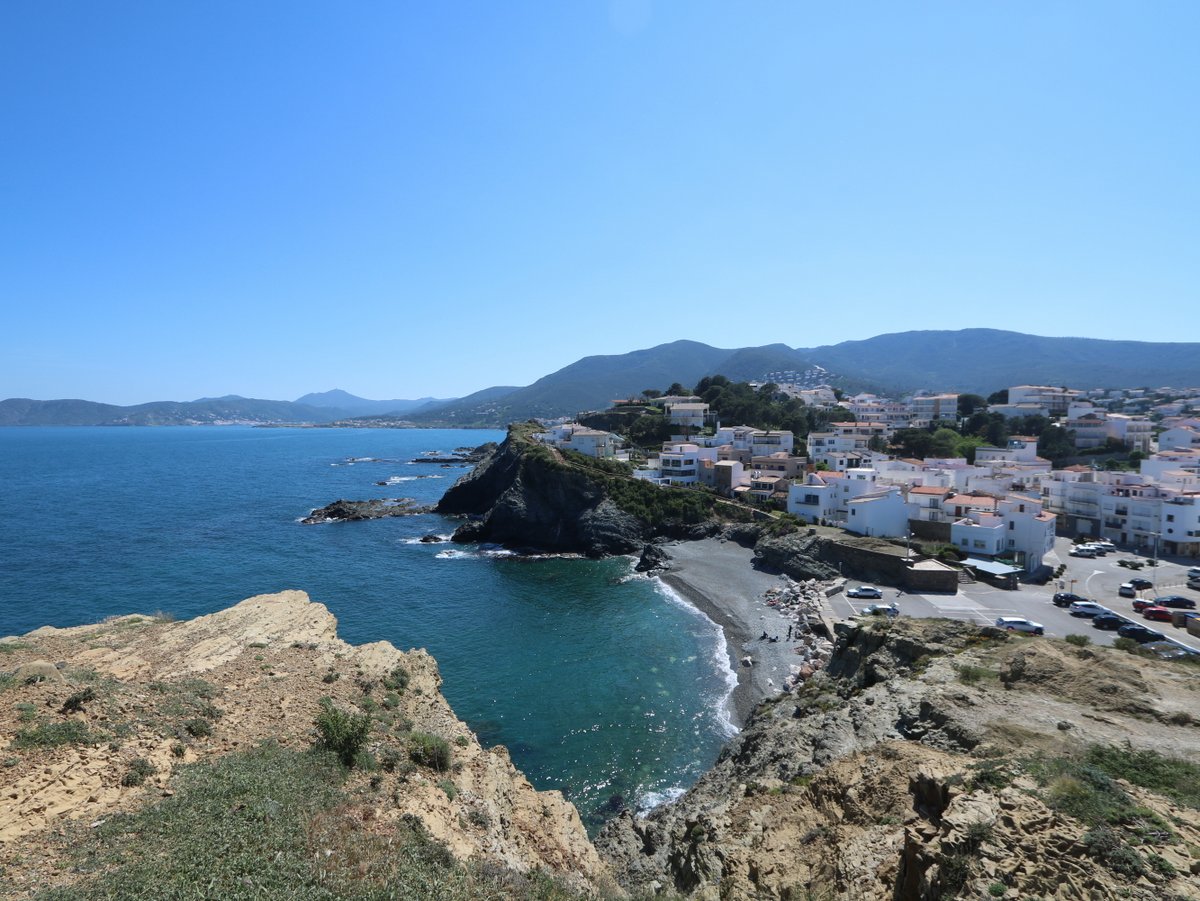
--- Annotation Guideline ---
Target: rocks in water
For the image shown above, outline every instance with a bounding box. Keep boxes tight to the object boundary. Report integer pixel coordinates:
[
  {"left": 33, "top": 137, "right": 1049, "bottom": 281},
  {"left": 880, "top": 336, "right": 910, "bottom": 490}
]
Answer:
[
  {"left": 410, "top": 442, "right": 497, "bottom": 465},
  {"left": 419, "top": 534, "right": 445, "bottom": 544},
  {"left": 301, "top": 498, "right": 430, "bottom": 524},
  {"left": 635, "top": 544, "right": 672, "bottom": 573}
]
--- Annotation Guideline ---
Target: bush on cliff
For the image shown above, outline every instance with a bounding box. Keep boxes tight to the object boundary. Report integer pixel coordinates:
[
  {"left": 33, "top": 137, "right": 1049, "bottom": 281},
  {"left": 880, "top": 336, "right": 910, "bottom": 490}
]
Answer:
[{"left": 314, "top": 699, "right": 373, "bottom": 767}]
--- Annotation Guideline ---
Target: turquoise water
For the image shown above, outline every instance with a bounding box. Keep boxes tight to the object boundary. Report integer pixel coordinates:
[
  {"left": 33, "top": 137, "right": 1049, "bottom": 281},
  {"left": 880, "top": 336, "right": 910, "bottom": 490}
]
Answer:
[{"left": 0, "top": 427, "right": 733, "bottom": 830}]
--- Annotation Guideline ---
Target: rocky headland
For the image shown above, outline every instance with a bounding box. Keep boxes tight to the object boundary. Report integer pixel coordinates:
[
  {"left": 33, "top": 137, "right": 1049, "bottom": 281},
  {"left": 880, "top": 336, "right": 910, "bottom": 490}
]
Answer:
[{"left": 596, "top": 618, "right": 1200, "bottom": 900}]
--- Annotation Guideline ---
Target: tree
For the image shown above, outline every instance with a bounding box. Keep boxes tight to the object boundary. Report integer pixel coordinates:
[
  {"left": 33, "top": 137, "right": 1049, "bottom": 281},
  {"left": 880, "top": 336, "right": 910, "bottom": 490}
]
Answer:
[
  {"left": 930, "top": 428, "right": 962, "bottom": 458},
  {"left": 987, "top": 389, "right": 1009, "bottom": 405},
  {"left": 665, "top": 382, "right": 687, "bottom": 396},
  {"left": 641, "top": 388, "right": 662, "bottom": 399},
  {"left": 957, "top": 394, "right": 987, "bottom": 417}
]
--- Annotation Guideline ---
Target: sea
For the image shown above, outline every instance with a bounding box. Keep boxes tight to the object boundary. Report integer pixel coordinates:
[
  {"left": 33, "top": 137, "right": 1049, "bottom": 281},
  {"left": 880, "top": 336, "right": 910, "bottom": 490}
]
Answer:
[{"left": 0, "top": 426, "right": 736, "bottom": 832}]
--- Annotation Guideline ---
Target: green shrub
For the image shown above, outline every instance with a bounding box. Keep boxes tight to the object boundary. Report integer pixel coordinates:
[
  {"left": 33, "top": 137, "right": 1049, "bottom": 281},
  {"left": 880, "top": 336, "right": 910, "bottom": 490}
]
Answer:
[
  {"left": 15, "top": 701, "right": 37, "bottom": 722},
  {"left": 382, "top": 665, "right": 410, "bottom": 693},
  {"left": 988, "top": 883, "right": 1007, "bottom": 897},
  {"left": 956, "top": 664, "right": 996, "bottom": 684},
  {"left": 1063, "top": 634, "right": 1091, "bottom": 648},
  {"left": 454, "top": 735, "right": 470, "bottom": 748},
  {"left": 321, "top": 671, "right": 339, "bottom": 684},
  {"left": 121, "top": 758, "right": 156, "bottom": 787},
  {"left": 408, "top": 732, "right": 451, "bottom": 773},
  {"left": 180, "top": 716, "right": 212, "bottom": 737},
  {"left": 313, "top": 700, "right": 372, "bottom": 768},
  {"left": 438, "top": 779, "right": 458, "bottom": 800},
  {"left": 1083, "top": 825, "right": 1145, "bottom": 878},
  {"left": 382, "top": 691, "right": 401, "bottom": 710},
  {"left": 1112, "top": 637, "right": 1141, "bottom": 653},
  {"left": 60, "top": 687, "right": 97, "bottom": 713}
]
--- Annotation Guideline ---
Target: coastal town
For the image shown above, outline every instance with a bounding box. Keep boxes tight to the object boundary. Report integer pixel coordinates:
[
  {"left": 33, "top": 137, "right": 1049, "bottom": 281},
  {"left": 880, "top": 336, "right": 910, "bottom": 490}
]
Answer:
[{"left": 534, "top": 379, "right": 1200, "bottom": 652}]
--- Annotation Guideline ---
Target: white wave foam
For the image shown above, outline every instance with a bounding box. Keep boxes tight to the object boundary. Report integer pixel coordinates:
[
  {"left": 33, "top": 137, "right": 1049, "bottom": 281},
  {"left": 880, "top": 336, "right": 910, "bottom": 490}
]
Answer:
[
  {"left": 435, "top": 549, "right": 473, "bottom": 560},
  {"left": 651, "top": 578, "right": 740, "bottom": 738},
  {"left": 400, "top": 535, "right": 452, "bottom": 545},
  {"left": 636, "top": 786, "right": 686, "bottom": 813}
]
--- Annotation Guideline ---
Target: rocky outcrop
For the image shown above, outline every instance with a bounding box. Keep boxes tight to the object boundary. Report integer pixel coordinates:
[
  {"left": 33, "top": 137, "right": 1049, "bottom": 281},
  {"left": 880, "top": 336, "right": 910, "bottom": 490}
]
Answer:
[
  {"left": 0, "top": 592, "right": 612, "bottom": 897},
  {"left": 596, "top": 619, "right": 1200, "bottom": 900},
  {"left": 437, "top": 425, "right": 649, "bottom": 556},
  {"left": 301, "top": 497, "right": 430, "bottom": 523},
  {"left": 752, "top": 531, "right": 840, "bottom": 581},
  {"left": 635, "top": 543, "right": 672, "bottom": 573}
]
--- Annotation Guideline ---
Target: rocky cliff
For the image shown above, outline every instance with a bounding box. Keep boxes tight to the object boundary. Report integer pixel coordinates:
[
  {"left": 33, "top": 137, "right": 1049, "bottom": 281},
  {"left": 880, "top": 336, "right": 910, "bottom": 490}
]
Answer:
[
  {"left": 436, "top": 422, "right": 732, "bottom": 556},
  {"left": 0, "top": 592, "right": 611, "bottom": 898},
  {"left": 596, "top": 619, "right": 1200, "bottom": 900}
]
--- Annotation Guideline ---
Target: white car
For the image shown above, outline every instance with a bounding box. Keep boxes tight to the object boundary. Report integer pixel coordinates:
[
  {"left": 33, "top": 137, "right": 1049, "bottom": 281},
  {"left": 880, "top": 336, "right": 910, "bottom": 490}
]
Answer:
[
  {"left": 1069, "top": 547, "right": 1097, "bottom": 558},
  {"left": 996, "top": 616, "right": 1044, "bottom": 635},
  {"left": 847, "top": 585, "right": 883, "bottom": 599},
  {"left": 1068, "top": 600, "right": 1109, "bottom": 618},
  {"left": 1092, "top": 541, "right": 1117, "bottom": 552},
  {"left": 860, "top": 603, "right": 899, "bottom": 618}
]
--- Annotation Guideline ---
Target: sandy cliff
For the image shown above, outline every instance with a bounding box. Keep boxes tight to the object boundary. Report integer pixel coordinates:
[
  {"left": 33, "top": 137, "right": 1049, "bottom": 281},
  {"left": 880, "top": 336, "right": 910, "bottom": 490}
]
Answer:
[{"left": 0, "top": 591, "right": 609, "bottom": 897}]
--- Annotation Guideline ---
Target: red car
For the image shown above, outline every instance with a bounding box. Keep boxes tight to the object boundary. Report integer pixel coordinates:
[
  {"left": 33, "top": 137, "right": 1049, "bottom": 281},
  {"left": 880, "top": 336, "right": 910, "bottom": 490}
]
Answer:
[
  {"left": 1141, "top": 606, "right": 1173, "bottom": 622},
  {"left": 1132, "top": 599, "right": 1157, "bottom": 613}
]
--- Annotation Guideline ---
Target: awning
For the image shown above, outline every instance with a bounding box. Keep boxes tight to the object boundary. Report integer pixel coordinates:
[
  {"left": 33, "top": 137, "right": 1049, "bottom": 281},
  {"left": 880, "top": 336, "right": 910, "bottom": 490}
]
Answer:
[{"left": 964, "top": 557, "right": 1022, "bottom": 577}]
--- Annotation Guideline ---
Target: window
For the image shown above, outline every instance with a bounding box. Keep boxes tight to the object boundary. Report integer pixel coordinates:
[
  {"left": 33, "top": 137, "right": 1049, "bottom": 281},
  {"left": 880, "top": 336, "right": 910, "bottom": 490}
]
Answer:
[{"left": 1008, "top": 521, "right": 1015, "bottom": 530}]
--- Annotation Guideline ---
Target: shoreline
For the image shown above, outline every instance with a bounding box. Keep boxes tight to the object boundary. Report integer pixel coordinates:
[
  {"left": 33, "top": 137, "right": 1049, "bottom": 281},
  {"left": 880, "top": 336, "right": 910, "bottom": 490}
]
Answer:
[{"left": 653, "top": 539, "right": 800, "bottom": 727}]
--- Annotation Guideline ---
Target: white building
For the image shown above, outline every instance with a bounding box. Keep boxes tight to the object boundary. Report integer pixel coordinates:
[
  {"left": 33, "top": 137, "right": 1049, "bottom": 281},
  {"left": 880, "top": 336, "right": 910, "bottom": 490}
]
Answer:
[
  {"left": 658, "top": 443, "right": 702, "bottom": 485},
  {"left": 951, "top": 494, "right": 1055, "bottom": 572},
  {"left": 1007, "top": 385, "right": 1083, "bottom": 417},
  {"left": 844, "top": 487, "right": 909, "bottom": 538},
  {"left": 908, "top": 394, "right": 959, "bottom": 428},
  {"left": 665, "top": 402, "right": 710, "bottom": 430},
  {"left": 536, "top": 423, "right": 622, "bottom": 459}
]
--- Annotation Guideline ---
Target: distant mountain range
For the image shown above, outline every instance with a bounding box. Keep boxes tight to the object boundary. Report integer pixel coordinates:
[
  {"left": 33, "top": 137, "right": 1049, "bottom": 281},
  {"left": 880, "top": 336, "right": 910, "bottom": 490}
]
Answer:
[{"left": 5, "top": 330, "right": 1199, "bottom": 427}]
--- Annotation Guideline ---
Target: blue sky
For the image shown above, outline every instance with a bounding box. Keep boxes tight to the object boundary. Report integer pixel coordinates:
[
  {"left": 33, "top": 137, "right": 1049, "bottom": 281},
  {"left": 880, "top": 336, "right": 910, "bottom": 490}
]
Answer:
[{"left": 3, "top": 2, "right": 1197, "bottom": 404}]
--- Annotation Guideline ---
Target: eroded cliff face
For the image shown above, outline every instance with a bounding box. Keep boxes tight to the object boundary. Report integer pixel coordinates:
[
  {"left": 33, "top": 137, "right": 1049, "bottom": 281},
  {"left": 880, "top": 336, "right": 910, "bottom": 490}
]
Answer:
[
  {"left": 0, "top": 592, "right": 611, "bottom": 897},
  {"left": 436, "top": 424, "right": 649, "bottom": 556},
  {"left": 596, "top": 619, "right": 1200, "bottom": 901}
]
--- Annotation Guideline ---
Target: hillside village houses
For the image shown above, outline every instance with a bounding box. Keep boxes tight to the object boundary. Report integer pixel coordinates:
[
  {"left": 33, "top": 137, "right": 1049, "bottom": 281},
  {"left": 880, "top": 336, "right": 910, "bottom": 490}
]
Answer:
[{"left": 535, "top": 380, "right": 1200, "bottom": 568}]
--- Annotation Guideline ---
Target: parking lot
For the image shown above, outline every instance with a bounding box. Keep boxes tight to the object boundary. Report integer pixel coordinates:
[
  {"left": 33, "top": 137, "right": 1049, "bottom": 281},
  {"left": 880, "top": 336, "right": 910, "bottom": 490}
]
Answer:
[{"left": 833, "top": 536, "right": 1200, "bottom": 651}]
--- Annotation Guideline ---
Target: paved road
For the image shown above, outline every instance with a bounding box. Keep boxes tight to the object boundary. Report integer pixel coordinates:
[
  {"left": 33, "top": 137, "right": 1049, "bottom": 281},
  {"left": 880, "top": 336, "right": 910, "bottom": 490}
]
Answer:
[{"left": 833, "top": 537, "right": 1200, "bottom": 651}]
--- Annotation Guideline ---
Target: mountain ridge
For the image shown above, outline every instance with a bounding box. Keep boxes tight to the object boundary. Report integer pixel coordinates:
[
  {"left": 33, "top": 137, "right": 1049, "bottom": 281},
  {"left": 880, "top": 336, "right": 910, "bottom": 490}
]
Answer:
[{"left": 6, "top": 330, "right": 1200, "bottom": 426}]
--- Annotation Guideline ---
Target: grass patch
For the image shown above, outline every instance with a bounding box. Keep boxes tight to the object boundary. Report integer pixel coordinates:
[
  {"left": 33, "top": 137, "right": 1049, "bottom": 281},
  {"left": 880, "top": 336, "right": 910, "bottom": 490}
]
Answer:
[
  {"left": 955, "top": 663, "right": 998, "bottom": 685},
  {"left": 1083, "top": 744, "right": 1200, "bottom": 810},
  {"left": 12, "top": 719, "right": 96, "bottom": 749},
  {"left": 34, "top": 742, "right": 592, "bottom": 901},
  {"left": 0, "top": 641, "right": 32, "bottom": 654}
]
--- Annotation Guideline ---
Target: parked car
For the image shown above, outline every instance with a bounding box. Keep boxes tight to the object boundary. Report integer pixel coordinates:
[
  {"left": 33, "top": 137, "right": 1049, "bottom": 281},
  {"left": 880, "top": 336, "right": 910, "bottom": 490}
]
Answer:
[
  {"left": 1187, "top": 566, "right": 1200, "bottom": 581},
  {"left": 1128, "top": 577, "right": 1153, "bottom": 591},
  {"left": 1092, "top": 613, "right": 1125, "bottom": 630},
  {"left": 1132, "top": 599, "right": 1157, "bottom": 613},
  {"left": 1053, "top": 591, "right": 1087, "bottom": 607},
  {"left": 1092, "top": 540, "right": 1117, "bottom": 552},
  {"left": 1069, "top": 601, "right": 1108, "bottom": 618},
  {"left": 1140, "top": 641, "right": 1200, "bottom": 660},
  {"left": 1142, "top": 606, "right": 1174, "bottom": 622},
  {"left": 1153, "top": 595, "right": 1197, "bottom": 610},
  {"left": 1080, "top": 544, "right": 1108, "bottom": 556},
  {"left": 1118, "top": 623, "right": 1166, "bottom": 643},
  {"left": 847, "top": 585, "right": 883, "bottom": 599},
  {"left": 860, "top": 603, "right": 899, "bottom": 617},
  {"left": 995, "top": 616, "right": 1044, "bottom": 635},
  {"left": 1069, "top": 546, "right": 1097, "bottom": 558},
  {"left": 1118, "top": 583, "right": 1138, "bottom": 598}
]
